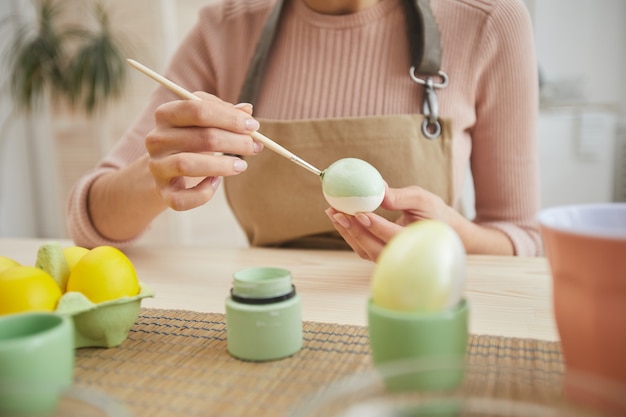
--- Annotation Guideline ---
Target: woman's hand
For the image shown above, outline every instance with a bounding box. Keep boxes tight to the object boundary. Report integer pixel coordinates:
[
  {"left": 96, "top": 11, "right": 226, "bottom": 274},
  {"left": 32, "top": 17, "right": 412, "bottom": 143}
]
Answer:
[
  {"left": 145, "top": 92, "right": 263, "bottom": 211},
  {"left": 326, "top": 185, "right": 455, "bottom": 261},
  {"left": 326, "top": 185, "right": 514, "bottom": 260}
]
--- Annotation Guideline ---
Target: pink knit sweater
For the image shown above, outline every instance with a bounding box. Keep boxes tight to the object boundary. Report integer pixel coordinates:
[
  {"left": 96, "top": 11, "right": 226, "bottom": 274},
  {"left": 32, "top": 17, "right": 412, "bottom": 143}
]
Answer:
[{"left": 67, "top": 0, "right": 542, "bottom": 255}]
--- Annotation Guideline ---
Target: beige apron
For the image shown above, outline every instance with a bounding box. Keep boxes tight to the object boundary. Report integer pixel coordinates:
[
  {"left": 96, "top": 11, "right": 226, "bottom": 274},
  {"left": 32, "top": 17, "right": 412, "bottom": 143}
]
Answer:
[{"left": 225, "top": 0, "right": 453, "bottom": 249}]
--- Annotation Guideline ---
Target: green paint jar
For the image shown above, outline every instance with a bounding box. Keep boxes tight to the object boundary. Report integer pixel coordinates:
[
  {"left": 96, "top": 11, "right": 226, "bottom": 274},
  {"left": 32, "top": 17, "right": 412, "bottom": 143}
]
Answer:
[{"left": 225, "top": 267, "right": 302, "bottom": 361}]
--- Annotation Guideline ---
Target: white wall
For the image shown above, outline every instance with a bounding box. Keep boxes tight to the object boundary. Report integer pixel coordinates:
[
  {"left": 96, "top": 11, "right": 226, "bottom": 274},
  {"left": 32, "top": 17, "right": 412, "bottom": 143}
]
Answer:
[
  {"left": 0, "top": 1, "right": 63, "bottom": 238},
  {"left": 532, "top": 0, "right": 626, "bottom": 114},
  {"left": 526, "top": 0, "right": 626, "bottom": 206}
]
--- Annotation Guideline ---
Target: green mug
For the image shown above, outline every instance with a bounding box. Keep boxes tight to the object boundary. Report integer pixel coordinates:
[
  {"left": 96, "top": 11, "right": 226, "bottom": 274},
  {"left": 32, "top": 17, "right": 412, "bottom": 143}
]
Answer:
[
  {"left": 0, "top": 312, "right": 75, "bottom": 416},
  {"left": 368, "top": 298, "right": 469, "bottom": 392}
]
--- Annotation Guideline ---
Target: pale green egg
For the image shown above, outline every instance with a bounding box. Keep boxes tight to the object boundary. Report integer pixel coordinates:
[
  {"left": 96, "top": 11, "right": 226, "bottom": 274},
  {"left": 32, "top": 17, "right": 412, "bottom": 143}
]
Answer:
[
  {"left": 321, "top": 158, "right": 385, "bottom": 215},
  {"left": 371, "top": 220, "right": 465, "bottom": 313}
]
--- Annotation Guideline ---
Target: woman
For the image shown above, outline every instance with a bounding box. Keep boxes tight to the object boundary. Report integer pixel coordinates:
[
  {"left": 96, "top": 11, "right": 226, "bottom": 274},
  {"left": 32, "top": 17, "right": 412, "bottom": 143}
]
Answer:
[{"left": 67, "top": 0, "right": 542, "bottom": 259}]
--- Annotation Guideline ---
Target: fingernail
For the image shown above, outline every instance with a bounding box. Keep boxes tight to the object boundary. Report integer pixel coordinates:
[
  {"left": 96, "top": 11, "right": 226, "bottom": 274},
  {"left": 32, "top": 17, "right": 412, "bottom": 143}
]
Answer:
[
  {"left": 245, "top": 118, "right": 260, "bottom": 131},
  {"left": 333, "top": 213, "right": 351, "bottom": 228},
  {"left": 253, "top": 141, "right": 263, "bottom": 153},
  {"left": 234, "top": 102, "right": 253, "bottom": 110},
  {"left": 211, "top": 176, "right": 222, "bottom": 189},
  {"left": 233, "top": 159, "right": 247, "bottom": 172},
  {"left": 356, "top": 213, "right": 371, "bottom": 227}
]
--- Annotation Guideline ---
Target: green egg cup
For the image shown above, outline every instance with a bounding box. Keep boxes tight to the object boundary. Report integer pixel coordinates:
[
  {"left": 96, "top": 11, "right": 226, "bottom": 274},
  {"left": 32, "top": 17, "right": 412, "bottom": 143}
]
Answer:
[
  {"left": 368, "top": 298, "right": 469, "bottom": 392},
  {"left": 55, "top": 281, "right": 155, "bottom": 348}
]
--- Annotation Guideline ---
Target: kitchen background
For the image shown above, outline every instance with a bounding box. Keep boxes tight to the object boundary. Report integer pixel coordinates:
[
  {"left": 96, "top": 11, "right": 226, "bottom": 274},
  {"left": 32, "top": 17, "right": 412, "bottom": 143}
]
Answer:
[{"left": 1, "top": 0, "right": 625, "bottom": 247}]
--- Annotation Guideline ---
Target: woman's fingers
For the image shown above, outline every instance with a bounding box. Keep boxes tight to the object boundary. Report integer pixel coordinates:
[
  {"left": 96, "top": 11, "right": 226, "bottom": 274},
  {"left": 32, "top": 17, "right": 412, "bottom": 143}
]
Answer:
[
  {"left": 149, "top": 153, "right": 248, "bottom": 186},
  {"left": 381, "top": 185, "right": 430, "bottom": 211},
  {"left": 326, "top": 186, "right": 455, "bottom": 261},
  {"left": 154, "top": 97, "right": 259, "bottom": 133},
  {"left": 145, "top": 94, "right": 265, "bottom": 212},
  {"left": 233, "top": 102, "right": 254, "bottom": 115},
  {"left": 325, "top": 209, "right": 389, "bottom": 261},
  {"left": 158, "top": 176, "right": 222, "bottom": 211},
  {"left": 146, "top": 126, "right": 262, "bottom": 157},
  {"left": 354, "top": 213, "right": 403, "bottom": 243},
  {"left": 148, "top": 98, "right": 262, "bottom": 157}
]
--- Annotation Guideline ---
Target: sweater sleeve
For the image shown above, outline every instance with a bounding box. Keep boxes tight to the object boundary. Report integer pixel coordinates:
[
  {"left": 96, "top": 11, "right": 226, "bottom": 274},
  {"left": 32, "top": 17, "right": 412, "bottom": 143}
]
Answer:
[
  {"left": 469, "top": 0, "right": 543, "bottom": 256},
  {"left": 66, "top": 0, "right": 273, "bottom": 248},
  {"left": 65, "top": 7, "right": 221, "bottom": 248}
]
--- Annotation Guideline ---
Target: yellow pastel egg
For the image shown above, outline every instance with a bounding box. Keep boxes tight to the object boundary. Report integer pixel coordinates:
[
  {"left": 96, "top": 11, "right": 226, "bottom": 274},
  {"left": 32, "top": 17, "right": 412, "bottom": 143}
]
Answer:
[{"left": 371, "top": 220, "right": 465, "bottom": 313}]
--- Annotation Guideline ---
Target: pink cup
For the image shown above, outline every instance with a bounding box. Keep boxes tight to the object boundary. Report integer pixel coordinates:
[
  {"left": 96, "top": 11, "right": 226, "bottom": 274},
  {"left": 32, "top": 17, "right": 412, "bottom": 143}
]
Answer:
[{"left": 539, "top": 203, "right": 626, "bottom": 415}]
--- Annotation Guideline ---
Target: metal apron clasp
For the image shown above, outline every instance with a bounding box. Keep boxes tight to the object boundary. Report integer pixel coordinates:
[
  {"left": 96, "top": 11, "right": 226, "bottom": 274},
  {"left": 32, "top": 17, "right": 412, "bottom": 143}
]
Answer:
[{"left": 409, "top": 67, "right": 449, "bottom": 139}]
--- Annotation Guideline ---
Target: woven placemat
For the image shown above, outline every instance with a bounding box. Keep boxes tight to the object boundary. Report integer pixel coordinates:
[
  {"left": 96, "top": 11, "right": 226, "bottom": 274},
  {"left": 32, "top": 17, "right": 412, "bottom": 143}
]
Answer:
[{"left": 73, "top": 309, "right": 564, "bottom": 417}]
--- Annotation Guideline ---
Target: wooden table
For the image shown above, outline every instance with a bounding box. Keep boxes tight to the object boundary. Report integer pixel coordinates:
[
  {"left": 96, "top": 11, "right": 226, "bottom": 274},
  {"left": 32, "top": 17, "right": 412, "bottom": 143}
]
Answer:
[{"left": 0, "top": 238, "right": 558, "bottom": 341}]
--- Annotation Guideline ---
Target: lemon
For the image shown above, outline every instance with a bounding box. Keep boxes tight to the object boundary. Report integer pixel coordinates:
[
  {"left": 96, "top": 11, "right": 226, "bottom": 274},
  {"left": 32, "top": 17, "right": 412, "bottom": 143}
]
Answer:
[
  {"left": 0, "top": 256, "right": 20, "bottom": 273},
  {"left": 66, "top": 246, "right": 140, "bottom": 303},
  {"left": 63, "top": 246, "right": 89, "bottom": 270},
  {"left": 0, "top": 266, "right": 62, "bottom": 315}
]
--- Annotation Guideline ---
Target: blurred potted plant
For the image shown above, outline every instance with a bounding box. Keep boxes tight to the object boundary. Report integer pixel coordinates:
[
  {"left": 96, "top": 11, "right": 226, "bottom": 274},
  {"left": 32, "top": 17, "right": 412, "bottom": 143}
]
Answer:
[
  {"left": 0, "top": 0, "right": 130, "bottom": 238},
  {"left": 5, "top": 0, "right": 68, "bottom": 113},
  {"left": 66, "top": 1, "right": 128, "bottom": 114},
  {"left": 5, "top": 0, "right": 129, "bottom": 115}
]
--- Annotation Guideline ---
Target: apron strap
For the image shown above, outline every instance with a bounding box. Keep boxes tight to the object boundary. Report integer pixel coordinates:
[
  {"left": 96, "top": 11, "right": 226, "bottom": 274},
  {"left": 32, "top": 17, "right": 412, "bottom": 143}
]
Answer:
[
  {"left": 238, "top": 0, "right": 286, "bottom": 104},
  {"left": 238, "top": 0, "right": 444, "bottom": 105},
  {"left": 403, "top": 0, "right": 448, "bottom": 139},
  {"left": 401, "top": 0, "right": 441, "bottom": 76}
]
